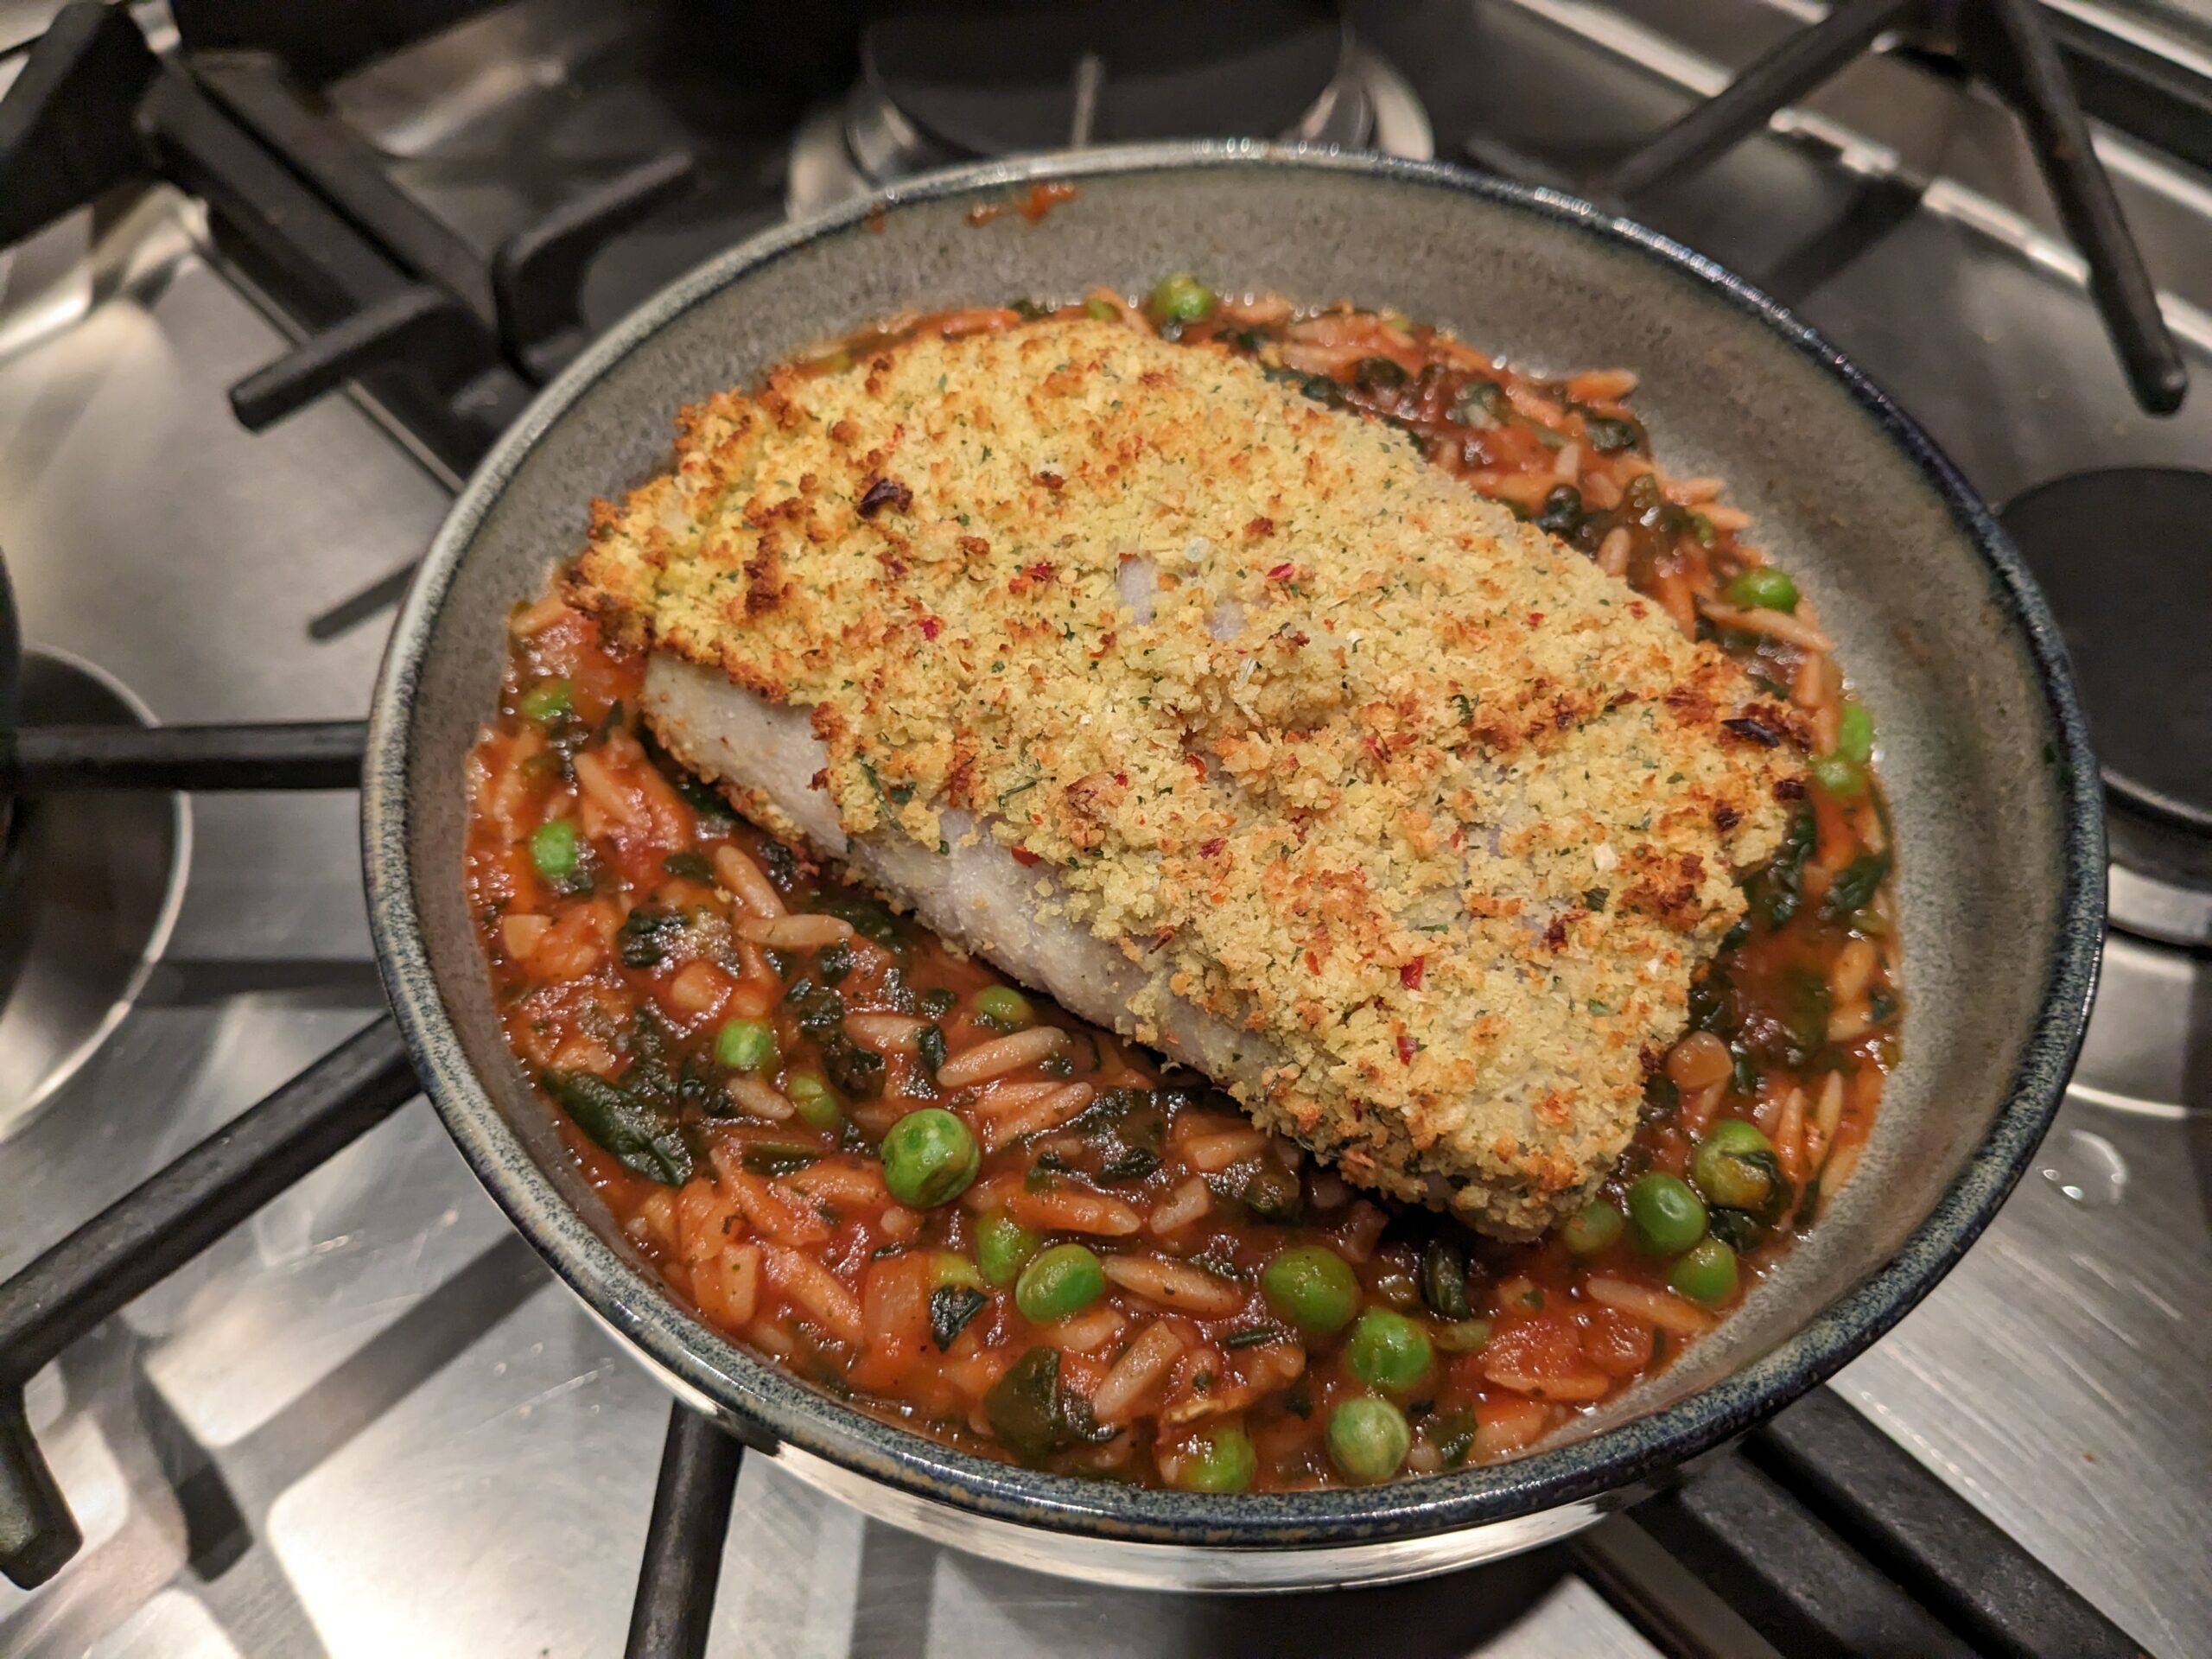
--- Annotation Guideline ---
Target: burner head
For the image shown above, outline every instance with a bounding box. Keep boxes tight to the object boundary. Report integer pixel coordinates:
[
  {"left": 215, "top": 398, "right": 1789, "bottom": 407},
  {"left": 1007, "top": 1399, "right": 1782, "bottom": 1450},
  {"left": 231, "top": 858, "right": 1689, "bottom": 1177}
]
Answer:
[
  {"left": 849, "top": 0, "right": 1365, "bottom": 175},
  {"left": 0, "top": 653, "right": 185, "bottom": 1131},
  {"left": 2002, "top": 467, "right": 2212, "bottom": 944},
  {"left": 2000, "top": 467, "right": 2212, "bottom": 834}
]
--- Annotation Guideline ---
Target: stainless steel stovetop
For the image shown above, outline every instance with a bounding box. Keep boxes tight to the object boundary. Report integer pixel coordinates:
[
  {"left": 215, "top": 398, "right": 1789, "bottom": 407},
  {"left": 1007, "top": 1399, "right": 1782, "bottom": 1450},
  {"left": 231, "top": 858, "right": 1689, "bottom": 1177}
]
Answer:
[{"left": 1, "top": 1, "right": 2208, "bottom": 1654}]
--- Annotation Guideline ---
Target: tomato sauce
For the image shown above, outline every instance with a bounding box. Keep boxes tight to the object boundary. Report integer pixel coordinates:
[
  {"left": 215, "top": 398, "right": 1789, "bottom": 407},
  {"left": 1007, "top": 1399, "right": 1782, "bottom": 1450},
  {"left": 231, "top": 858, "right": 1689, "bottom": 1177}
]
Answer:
[{"left": 465, "top": 288, "right": 1898, "bottom": 1491}]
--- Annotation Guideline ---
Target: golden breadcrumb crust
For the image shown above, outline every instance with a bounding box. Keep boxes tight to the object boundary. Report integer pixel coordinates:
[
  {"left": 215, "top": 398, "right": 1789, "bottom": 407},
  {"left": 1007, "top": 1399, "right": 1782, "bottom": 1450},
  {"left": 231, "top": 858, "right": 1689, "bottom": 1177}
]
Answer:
[{"left": 569, "top": 319, "right": 1805, "bottom": 1236}]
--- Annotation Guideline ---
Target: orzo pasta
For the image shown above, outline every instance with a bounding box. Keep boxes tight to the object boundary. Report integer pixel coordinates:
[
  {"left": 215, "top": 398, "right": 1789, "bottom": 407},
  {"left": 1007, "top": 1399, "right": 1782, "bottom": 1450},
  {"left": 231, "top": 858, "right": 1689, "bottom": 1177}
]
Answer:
[{"left": 467, "top": 276, "right": 1897, "bottom": 1491}]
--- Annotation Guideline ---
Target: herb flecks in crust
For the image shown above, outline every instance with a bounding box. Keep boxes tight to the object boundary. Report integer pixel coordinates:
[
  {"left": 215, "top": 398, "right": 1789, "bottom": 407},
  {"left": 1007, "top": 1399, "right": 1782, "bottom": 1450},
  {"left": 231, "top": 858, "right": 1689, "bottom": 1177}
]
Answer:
[{"left": 569, "top": 319, "right": 1803, "bottom": 1236}]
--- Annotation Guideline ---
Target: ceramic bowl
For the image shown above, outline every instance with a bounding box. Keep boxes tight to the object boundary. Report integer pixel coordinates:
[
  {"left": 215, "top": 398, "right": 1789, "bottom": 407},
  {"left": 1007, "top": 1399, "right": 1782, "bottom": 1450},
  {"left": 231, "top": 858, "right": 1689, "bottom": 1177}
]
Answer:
[{"left": 363, "top": 143, "right": 2101, "bottom": 1589}]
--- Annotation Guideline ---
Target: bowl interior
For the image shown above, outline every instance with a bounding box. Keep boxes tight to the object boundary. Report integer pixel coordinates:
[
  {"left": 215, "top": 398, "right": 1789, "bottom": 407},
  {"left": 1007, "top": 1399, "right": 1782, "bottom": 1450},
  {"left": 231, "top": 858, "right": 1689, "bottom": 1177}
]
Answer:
[{"left": 366, "top": 146, "right": 2098, "bottom": 1544}]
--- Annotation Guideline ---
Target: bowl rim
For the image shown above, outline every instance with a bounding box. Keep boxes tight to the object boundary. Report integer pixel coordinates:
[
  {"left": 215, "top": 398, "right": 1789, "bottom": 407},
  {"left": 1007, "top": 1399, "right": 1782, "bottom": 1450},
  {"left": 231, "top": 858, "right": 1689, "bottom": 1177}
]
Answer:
[{"left": 362, "top": 139, "right": 2105, "bottom": 1549}]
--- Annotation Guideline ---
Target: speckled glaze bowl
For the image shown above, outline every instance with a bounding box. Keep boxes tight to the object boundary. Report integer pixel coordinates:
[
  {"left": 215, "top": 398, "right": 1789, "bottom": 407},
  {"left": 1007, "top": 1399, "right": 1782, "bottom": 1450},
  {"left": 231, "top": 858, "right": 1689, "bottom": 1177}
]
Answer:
[{"left": 363, "top": 144, "right": 2102, "bottom": 1590}]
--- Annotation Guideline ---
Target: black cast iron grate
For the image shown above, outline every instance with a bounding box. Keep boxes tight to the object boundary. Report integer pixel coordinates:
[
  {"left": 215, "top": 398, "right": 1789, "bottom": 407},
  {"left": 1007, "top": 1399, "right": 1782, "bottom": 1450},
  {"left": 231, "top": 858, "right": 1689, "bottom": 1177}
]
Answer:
[
  {"left": 1473, "top": 0, "right": 2188, "bottom": 416},
  {"left": 0, "top": 3, "right": 2156, "bottom": 1653},
  {"left": 0, "top": 2, "right": 696, "bottom": 480},
  {"left": 0, "top": 834, "right": 2136, "bottom": 1656}
]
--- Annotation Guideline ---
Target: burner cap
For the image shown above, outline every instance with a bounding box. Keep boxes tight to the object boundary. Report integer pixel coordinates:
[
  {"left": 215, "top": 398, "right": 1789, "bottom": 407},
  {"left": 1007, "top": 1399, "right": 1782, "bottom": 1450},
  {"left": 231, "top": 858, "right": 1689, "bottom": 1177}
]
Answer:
[
  {"left": 0, "top": 652, "right": 186, "bottom": 1132},
  {"left": 1999, "top": 467, "right": 2212, "bottom": 836},
  {"left": 861, "top": 0, "right": 1350, "bottom": 156}
]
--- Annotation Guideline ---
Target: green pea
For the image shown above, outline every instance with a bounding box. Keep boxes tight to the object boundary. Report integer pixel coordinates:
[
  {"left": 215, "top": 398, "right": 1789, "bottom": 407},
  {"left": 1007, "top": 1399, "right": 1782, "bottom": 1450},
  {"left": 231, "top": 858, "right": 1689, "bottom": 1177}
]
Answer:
[
  {"left": 1703, "top": 1116, "right": 1774, "bottom": 1160},
  {"left": 1625, "top": 1173, "right": 1708, "bottom": 1256},
  {"left": 1174, "top": 1423, "right": 1256, "bottom": 1493},
  {"left": 518, "top": 677, "right": 572, "bottom": 721},
  {"left": 931, "top": 1251, "right": 983, "bottom": 1288},
  {"left": 1147, "top": 272, "right": 1217, "bottom": 323},
  {"left": 1326, "top": 1396, "right": 1410, "bottom": 1482},
  {"left": 973, "top": 985, "right": 1033, "bottom": 1030},
  {"left": 1084, "top": 296, "right": 1120, "bottom": 321},
  {"left": 1014, "top": 1242, "right": 1105, "bottom": 1322},
  {"left": 714, "top": 1018, "right": 778, "bottom": 1074},
  {"left": 1669, "top": 1236, "right": 1739, "bottom": 1305},
  {"left": 1725, "top": 566, "right": 1799, "bottom": 613},
  {"left": 1260, "top": 1245, "right": 1361, "bottom": 1336},
  {"left": 1239, "top": 1159, "right": 1303, "bottom": 1223},
  {"left": 1344, "top": 1308, "right": 1433, "bottom": 1395},
  {"left": 1811, "top": 753, "right": 1867, "bottom": 798},
  {"left": 976, "top": 1212, "right": 1042, "bottom": 1287},
  {"left": 880, "top": 1108, "right": 980, "bottom": 1208},
  {"left": 529, "top": 818, "right": 580, "bottom": 880},
  {"left": 1691, "top": 1120, "right": 1781, "bottom": 1213},
  {"left": 786, "top": 1071, "right": 841, "bottom": 1130},
  {"left": 1837, "top": 700, "right": 1874, "bottom": 766},
  {"left": 1433, "top": 1319, "right": 1492, "bottom": 1353},
  {"left": 1561, "top": 1198, "right": 1625, "bottom": 1258}
]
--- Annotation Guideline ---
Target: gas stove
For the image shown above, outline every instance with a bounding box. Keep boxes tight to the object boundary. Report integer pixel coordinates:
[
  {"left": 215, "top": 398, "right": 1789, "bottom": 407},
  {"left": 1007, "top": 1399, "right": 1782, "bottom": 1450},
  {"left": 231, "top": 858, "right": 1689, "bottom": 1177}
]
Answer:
[{"left": 0, "top": 2, "right": 2206, "bottom": 1655}]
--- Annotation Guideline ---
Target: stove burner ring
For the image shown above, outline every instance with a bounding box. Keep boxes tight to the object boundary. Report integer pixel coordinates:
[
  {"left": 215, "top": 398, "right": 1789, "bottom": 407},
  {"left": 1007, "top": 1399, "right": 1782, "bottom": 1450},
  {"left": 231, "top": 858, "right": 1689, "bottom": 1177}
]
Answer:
[
  {"left": 788, "top": 48, "right": 1430, "bottom": 219},
  {"left": 2000, "top": 466, "right": 2212, "bottom": 945},
  {"left": 1999, "top": 467, "right": 2212, "bottom": 834},
  {"left": 0, "top": 651, "right": 187, "bottom": 1135},
  {"left": 845, "top": 3, "right": 1373, "bottom": 181}
]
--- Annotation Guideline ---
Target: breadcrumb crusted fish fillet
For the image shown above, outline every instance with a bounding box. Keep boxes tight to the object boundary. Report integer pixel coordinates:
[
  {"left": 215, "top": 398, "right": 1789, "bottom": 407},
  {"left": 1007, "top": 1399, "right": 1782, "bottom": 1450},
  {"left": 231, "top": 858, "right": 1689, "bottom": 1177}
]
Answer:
[{"left": 571, "top": 318, "right": 1805, "bottom": 1238}]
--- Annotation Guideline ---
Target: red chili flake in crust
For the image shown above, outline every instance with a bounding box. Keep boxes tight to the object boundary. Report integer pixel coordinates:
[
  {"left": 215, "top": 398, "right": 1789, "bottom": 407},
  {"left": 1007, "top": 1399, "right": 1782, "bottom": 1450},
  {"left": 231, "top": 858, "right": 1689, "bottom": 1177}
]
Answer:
[
  {"left": 1396, "top": 1033, "right": 1417, "bottom": 1065},
  {"left": 1266, "top": 562, "right": 1297, "bottom": 582},
  {"left": 1400, "top": 957, "right": 1425, "bottom": 990},
  {"left": 918, "top": 615, "right": 941, "bottom": 640}
]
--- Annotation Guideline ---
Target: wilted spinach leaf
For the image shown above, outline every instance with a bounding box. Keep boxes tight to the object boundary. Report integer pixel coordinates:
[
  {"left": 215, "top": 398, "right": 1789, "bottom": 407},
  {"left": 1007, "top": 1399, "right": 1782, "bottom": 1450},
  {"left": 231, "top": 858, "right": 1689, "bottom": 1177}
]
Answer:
[
  {"left": 984, "top": 1346, "right": 1063, "bottom": 1463},
  {"left": 929, "top": 1285, "right": 989, "bottom": 1351},
  {"left": 542, "top": 1071, "right": 692, "bottom": 1185}
]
